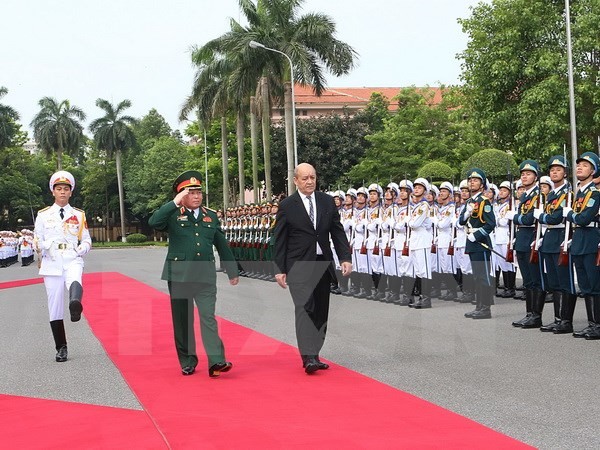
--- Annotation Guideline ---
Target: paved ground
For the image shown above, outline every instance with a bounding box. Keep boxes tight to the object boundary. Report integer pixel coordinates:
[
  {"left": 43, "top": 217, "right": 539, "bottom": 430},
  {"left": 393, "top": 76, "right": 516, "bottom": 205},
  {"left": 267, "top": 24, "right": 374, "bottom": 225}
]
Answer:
[{"left": 1, "top": 247, "right": 599, "bottom": 449}]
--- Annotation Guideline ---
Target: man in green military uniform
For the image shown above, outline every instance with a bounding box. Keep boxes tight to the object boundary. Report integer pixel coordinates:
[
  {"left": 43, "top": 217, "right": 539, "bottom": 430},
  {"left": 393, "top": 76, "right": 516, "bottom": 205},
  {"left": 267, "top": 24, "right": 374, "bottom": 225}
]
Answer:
[
  {"left": 149, "top": 171, "right": 239, "bottom": 377},
  {"left": 459, "top": 168, "right": 496, "bottom": 319}
]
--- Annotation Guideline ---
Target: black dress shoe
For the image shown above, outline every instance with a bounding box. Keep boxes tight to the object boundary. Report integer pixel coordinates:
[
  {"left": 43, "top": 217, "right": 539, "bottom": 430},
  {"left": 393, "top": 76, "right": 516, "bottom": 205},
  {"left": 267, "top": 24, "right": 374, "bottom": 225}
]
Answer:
[
  {"left": 69, "top": 300, "right": 83, "bottom": 322},
  {"left": 181, "top": 366, "right": 196, "bottom": 376},
  {"left": 303, "top": 357, "right": 319, "bottom": 374},
  {"left": 573, "top": 324, "right": 594, "bottom": 338},
  {"left": 315, "top": 357, "right": 329, "bottom": 370},
  {"left": 540, "top": 320, "right": 559, "bottom": 332},
  {"left": 209, "top": 361, "right": 233, "bottom": 377},
  {"left": 512, "top": 313, "right": 531, "bottom": 327},
  {"left": 471, "top": 307, "right": 492, "bottom": 319},
  {"left": 55, "top": 345, "right": 68, "bottom": 362},
  {"left": 553, "top": 320, "right": 573, "bottom": 334}
]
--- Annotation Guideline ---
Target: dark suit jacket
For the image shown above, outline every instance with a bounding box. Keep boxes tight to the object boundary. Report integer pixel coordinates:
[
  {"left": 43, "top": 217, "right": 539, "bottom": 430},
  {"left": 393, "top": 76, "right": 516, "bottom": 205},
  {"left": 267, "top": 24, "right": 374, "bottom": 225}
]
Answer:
[{"left": 274, "top": 190, "right": 351, "bottom": 284}]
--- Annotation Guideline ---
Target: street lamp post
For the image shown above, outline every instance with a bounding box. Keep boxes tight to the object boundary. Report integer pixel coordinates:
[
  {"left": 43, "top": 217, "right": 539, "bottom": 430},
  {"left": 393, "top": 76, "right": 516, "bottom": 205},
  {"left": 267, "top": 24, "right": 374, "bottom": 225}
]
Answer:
[
  {"left": 249, "top": 40, "right": 298, "bottom": 195},
  {"left": 565, "top": 0, "right": 578, "bottom": 188}
]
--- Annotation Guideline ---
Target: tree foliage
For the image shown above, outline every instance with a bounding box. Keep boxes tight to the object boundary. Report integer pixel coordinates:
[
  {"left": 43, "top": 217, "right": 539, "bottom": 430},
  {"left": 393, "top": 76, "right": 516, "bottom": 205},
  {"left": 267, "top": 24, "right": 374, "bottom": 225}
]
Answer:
[
  {"left": 348, "top": 87, "right": 480, "bottom": 185},
  {"left": 458, "top": 0, "right": 600, "bottom": 161},
  {"left": 417, "top": 161, "right": 458, "bottom": 183},
  {"left": 0, "top": 87, "right": 21, "bottom": 149},
  {"left": 461, "top": 148, "right": 519, "bottom": 183},
  {"left": 30, "top": 97, "right": 86, "bottom": 170}
]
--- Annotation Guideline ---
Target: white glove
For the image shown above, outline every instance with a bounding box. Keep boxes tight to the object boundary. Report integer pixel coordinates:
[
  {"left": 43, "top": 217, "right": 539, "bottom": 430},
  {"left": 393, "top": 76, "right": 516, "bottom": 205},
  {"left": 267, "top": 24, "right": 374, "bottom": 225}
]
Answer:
[
  {"left": 531, "top": 238, "right": 542, "bottom": 249},
  {"left": 463, "top": 203, "right": 474, "bottom": 217},
  {"left": 467, "top": 233, "right": 476, "bottom": 242},
  {"left": 562, "top": 206, "right": 572, "bottom": 217},
  {"left": 505, "top": 210, "right": 517, "bottom": 221},
  {"left": 367, "top": 222, "right": 378, "bottom": 232},
  {"left": 76, "top": 243, "right": 88, "bottom": 256},
  {"left": 533, "top": 208, "right": 542, "bottom": 219}
]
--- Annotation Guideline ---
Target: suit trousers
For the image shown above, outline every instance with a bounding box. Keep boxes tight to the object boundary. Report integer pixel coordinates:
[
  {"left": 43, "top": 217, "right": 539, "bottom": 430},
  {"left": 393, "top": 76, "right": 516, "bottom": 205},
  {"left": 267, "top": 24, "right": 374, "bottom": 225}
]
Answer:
[
  {"left": 288, "top": 258, "right": 332, "bottom": 358},
  {"left": 168, "top": 281, "right": 225, "bottom": 369}
]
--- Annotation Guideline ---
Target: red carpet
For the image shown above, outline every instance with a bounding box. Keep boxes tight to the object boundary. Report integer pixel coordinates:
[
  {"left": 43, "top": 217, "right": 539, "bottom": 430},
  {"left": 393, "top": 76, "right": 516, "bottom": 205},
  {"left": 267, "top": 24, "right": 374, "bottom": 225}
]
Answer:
[
  {"left": 0, "top": 277, "right": 43, "bottom": 290},
  {"left": 0, "top": 394, "right": 166, "bottom": 449},
  {"left": 79, "top": 272, "right": 530, "bottom": 449}
]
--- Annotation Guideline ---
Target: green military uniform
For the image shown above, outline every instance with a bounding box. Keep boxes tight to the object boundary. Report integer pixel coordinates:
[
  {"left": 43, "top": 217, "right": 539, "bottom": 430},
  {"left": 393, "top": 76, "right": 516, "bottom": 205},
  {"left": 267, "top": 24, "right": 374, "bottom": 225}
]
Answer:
[{"left": 149, "top": 171, "right": 238, "bottom": 373}]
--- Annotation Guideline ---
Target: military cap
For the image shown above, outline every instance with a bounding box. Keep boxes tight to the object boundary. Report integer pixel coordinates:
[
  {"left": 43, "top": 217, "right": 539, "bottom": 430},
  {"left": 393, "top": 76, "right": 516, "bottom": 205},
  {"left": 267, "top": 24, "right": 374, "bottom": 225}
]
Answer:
[
  {"left": 386, "top": 182, "right": 400, "bottom": 197},
  {"left": 356, "top": 186, "right": 369, "bottom": 197},
  {"left": 439, "top": 181, "right": 454, "bottom": 194},
  {"left": 467, "top": 168, "right": 486, "bottom": 183},
  {"left": 539, "top": 176, "right": 553, "bottom": 189},
  {"left": 547, "top": 155, "right": 568, "bottom": 169},
  {"left": 367, "top": 183, "right": 383, "bottom": 197},
  {"left": 429, "top": 184, "right": 440, "bottom": 197},
  {"left": 413, "top": 177, "right": 430, "bottom": 193},
  {"left": 346, "top": 188, "right": 358, "bottom": 199},
  {"left": 398, "top": 179, "right": 414, "bottom": 191},
  {"left": 576, "top": 151, "right": 600, "bottom": 173},
  {"left": 459, "top": 179, "right": 468, "bottom": 189},
  {"left": 49, "top": 170, "right": 75, "bottom": 191},
  {"left": 173, "top": 170, "right": 202, "bottom": 193},
  {"left": 499, "top": 180, "right": 512, "bottom": 190},
  {"left": 519, "top": 160, "right": 540, "bottom": 175}
]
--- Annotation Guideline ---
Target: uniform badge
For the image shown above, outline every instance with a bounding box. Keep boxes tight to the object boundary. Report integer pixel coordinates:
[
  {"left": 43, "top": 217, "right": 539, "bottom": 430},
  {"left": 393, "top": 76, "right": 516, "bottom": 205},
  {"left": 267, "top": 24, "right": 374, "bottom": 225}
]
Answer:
[
  {"left": 203, "top": 216, "right": 212, "bottom": 223},
  {"left": 484, "top": 205, "right": 492, "bottom": 213},
  {"left": 177, "top": 215, "right": 188, "bottom": 221},
  {"left": 588, "top": 198, "right": 596, "bottom": 207}
]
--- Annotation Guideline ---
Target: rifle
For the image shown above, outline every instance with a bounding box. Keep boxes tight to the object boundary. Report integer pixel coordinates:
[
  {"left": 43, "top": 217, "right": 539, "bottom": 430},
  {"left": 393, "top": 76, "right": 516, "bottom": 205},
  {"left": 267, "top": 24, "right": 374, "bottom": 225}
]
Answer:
[
  {"left": 384, "top": 205, "right": 395, "bottom": 257},
  {"left": 372, "top": 206, "right": 381, "bottom": 256},
  {"left": 447, "top": 216, "right": 456, "bottom": 256},
  {"left": 506, "top": 170, "right": 515, "bottom": 263},
  {"left": 529, "top": 186, "right": 542, "bottom": 264},
  {"left": 402, "top": 203, "right": 411, "bottom": 257},
  {"left": 558, "top": 186, "right": 572, "bottom": 266},
  {"left": 430, "top": 204, "right": 437, "bottom": 254}
]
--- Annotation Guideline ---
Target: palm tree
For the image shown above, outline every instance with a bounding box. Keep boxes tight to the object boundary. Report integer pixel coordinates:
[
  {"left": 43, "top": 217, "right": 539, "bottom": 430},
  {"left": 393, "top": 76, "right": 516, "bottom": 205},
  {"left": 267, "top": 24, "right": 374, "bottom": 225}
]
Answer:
[
  {"left": 89, "top": 99, "right": 137, "bottom": 242},
  {"left": 0, "top": 87, "right": 20, "bottom": 149},
  {"left": 30, "top": 97, "right": 86, "bottom": 169},
  {"left": 236, "top": 0, "right": 357, "bottom": 193}
]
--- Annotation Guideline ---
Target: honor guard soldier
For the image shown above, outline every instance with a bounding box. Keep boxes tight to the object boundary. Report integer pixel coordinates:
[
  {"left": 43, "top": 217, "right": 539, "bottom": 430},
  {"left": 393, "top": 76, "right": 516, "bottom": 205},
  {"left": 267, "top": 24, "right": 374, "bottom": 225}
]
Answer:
[
  {"left": 453, "top": 180, "right": 475, "bottom": 304},
  {"left": 459, "top": 168, "right": 496, "bottom": 319},
  {"left": 341, "top": 189, "right": 356, "bottom": 295},
  {"left": 381, "top": 183, "right": 400, "bottom": 302},
  {"left": 408, "top": 178, "right": 433, "bottom": 308},
  {"left": 351, "top": 187, "right": 370, "bottom": 298},
  {"left": 508, "top": 160, "right": 545, "bottom": 328},
  {"left": 495, "top": 181, "right": 517, "bottom": 298},
  {"left": 534, "top": 156, "right": 575, "bottom": 333},
  {"left": 563, "top": 152, "right": 600, "bottom": 339},
  {"left": 365, "top": 184, "right": 384, "bottom": 299},
  {"left": 393, "top": 180, "right": 414, "bottom": 305},
  {"left": 34, "top": 171, "right": 91, "bottom": 362},
  {"left": 436, "top": 182, "right": 458, "bottom": 301},
  {"left": 149, "top": 171, "right": 240, "bottom": 377}
]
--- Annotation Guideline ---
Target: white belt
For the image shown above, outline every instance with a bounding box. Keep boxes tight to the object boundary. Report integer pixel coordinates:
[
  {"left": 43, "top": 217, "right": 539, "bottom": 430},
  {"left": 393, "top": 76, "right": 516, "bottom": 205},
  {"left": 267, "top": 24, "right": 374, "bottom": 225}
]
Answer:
[
  {"left": 573, "top": 224, "right": 597, "bottom": 228},
  {"left": 546, "top": 225, "right": 565, "bottom": 229}
]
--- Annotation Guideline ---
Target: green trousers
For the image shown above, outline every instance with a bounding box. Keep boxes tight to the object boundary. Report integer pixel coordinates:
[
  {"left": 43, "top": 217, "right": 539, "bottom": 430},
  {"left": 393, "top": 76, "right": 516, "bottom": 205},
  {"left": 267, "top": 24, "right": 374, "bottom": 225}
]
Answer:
[{"left": 167, "top": 281, "right": 225, "bottom": 369}]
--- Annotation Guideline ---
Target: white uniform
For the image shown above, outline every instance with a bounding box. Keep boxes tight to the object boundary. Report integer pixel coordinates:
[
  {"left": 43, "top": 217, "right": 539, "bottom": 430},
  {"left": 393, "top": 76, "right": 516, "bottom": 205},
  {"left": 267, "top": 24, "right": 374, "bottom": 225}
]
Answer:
[
  {"left": 408, "top": 199, "right": 432, "bottom": 279},
  {"left": 34, "top": 204, "right": 91, "bottom": 321}
]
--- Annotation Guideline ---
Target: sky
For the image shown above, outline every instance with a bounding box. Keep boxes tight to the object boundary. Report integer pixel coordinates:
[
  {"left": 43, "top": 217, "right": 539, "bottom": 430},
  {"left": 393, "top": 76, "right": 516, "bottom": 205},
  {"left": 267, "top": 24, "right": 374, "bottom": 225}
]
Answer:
[{"left": 1, "top": 0, "right": 486, "bottom": 136}]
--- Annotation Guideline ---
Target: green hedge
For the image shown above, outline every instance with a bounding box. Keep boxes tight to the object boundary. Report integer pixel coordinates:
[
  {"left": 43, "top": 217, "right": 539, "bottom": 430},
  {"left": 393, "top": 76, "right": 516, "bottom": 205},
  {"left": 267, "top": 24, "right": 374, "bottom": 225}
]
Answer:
[{"left": 126, "top": 233, "right": 147, "bottom": 243}]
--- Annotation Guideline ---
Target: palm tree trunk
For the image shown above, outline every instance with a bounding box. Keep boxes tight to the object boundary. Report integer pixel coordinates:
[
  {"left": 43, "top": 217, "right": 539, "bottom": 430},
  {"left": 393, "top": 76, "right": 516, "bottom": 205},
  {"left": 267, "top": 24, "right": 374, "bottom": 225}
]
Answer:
[
  {"left": 115, "top": 149, "right": 127, "bottom": 242},
  {"left": 236, "top": 110, "right": 245, "bottom": 205},
  {"left": 283, "top": 81, "right": 295, "bottom": 195},
  {"left": 250, "top": 96, "right": 259, "bottom": 204},
  {"left": 221, "top": 116, "right": 230, "bottom": 210},
  {"left": 56, "top": 140, "right": 63, "bottom": 170},
  {"left": 260, "top": 77, "right": 272, "bottom": 201}
]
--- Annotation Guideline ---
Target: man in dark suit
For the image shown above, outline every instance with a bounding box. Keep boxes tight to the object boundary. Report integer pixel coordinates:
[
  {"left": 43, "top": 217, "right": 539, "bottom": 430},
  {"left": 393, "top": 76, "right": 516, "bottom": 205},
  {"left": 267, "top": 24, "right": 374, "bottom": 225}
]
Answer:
[
  {"left": 274, "top": 163, "right": 352, "bottom": 374},
  {"left": 149, "top": 171, "right": 239, "bottom": 377}
]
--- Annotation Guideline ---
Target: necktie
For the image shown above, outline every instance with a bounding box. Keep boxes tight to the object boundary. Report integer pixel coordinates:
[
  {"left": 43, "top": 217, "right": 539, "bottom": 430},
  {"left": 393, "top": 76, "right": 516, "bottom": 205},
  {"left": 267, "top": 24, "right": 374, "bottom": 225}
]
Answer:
[
  {"left": 60, "top": 208, "right": 64, "bottom": 220},
  {"left": 307, "top": 196, "right": 314, "bottom": 228}
]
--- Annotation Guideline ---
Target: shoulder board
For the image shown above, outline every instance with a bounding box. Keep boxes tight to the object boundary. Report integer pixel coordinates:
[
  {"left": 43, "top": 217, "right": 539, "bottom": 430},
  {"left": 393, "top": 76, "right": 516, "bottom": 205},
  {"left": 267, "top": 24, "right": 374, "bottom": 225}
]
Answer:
[
  {"left": 38, "top": 206, "right": 50, "bottom": 213},
  {"left": 205, "top": 207, "right": 217, "bottom": 213},
  {"left": 591, "top": 186, "right": 598, "bottom": 191},
  {"left": 73, "top": 207, "right": 84, "bottom": 212}
]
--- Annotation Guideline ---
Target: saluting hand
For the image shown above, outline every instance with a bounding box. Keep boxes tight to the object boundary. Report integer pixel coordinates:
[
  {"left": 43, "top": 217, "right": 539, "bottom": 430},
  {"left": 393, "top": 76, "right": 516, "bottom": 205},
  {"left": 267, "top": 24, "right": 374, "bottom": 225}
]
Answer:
[{"left": 174, "top": 188, "right": 190, "bottom": 206}]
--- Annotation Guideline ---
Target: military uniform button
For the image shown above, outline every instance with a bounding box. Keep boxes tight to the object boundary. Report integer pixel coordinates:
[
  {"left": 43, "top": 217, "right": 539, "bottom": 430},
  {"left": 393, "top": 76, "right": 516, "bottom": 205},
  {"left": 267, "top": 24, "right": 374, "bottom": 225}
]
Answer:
[
  {"left": 195, "top": 223, "right": 199, "bottom": 227},
  {"left": 195, "top": 233, "right": 199, "bottom": 236},
  {"left": 197, "top": 253, "right": 200, "bottom": 256},
  {"left": 196, "top": 242, "right": 200, "bottom": 246}
]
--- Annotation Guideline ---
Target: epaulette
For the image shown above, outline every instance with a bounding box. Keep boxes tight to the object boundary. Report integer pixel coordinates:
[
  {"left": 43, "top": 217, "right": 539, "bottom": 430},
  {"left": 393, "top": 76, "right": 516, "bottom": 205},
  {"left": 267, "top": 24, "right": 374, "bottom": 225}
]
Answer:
[
  {"left": 205, "top": 207, "right": 217, "bottom": 213},
  {"left": 38, "top": 206, "right": 50, "bottom": 213},
  {"left": 73, "top": 207, "right": 84, "bottom": 212}
]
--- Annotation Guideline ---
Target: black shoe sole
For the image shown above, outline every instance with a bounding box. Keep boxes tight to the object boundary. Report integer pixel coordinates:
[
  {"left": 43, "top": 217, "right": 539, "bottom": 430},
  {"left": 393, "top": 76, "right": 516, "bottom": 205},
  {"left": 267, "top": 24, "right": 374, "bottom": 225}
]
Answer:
[
  {"left": 70, "top": 301, "right": 83, "bottom": 322},
  {"left": 305, "top": 364, "right": 319, "bottom": 374}
]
